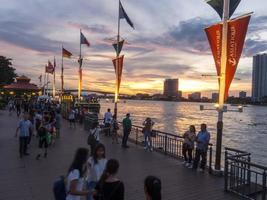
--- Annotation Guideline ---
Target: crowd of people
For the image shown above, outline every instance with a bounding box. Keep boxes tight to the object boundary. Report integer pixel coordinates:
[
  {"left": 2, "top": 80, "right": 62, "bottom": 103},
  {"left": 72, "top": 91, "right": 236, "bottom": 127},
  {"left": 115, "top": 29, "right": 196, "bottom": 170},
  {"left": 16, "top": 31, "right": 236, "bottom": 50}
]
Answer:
[
  {"left": 12, "top": 99, "right": 211, "bottom": 200},
  {"left": 13, "top": 98, "right": 61, "bottom": 159}
]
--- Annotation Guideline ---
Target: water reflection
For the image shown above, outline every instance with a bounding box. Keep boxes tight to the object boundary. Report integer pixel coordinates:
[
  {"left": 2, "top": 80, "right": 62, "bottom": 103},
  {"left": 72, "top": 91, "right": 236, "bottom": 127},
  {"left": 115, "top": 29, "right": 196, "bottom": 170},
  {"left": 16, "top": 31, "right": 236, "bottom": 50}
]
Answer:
[{"left": 100, "top": 100, "right": 267, "bottom": 166}]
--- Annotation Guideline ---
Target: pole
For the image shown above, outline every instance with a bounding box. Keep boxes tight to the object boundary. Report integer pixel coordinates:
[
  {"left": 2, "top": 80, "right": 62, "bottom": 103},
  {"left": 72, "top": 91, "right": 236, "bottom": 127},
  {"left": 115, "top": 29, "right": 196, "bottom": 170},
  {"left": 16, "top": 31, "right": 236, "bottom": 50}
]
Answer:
[
  {"left": 215, "top": 0, "right": 230, "bottom": 171},
  {"left": 61, "top": 45, "right": 64, "bottom": 101},
  {"left": 78, "top": 29, "right": 82, "bottom": 101},
  {"left": 53, "top": 56, "right": 56, "bottom": 98},
  {"left": 114, "top": 0, "right": 121, "bottom": 119},
  {"left": 46, "top": 73, "right": 49, "bottom": 96}
]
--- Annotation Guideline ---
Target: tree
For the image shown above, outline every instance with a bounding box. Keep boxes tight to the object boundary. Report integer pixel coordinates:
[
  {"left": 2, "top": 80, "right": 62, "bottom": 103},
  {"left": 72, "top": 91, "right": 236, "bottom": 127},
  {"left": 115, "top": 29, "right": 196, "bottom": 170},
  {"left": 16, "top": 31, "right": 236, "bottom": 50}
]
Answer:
[{"left": 0, "top": 56, "right": 16, "bottom": 86}]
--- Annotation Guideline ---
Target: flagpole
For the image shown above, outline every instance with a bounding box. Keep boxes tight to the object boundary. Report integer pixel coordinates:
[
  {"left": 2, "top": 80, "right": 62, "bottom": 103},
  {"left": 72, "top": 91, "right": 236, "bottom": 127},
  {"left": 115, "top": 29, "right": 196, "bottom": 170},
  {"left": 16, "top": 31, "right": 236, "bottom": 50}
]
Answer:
[
  {"left": 61, "top": 45, "right": 64, "bottom": 101},
  {"left": 53, "top": 56, "right": 56, "bottom": 98},
  {"left": 47, "top": 72, "right": 49, "bottom": 96},
  {"left": 114, "top": 0, "right": 121, "bottom": 119},
  {"left": 78, "top": 29, "right": 82, "bottom": 101},
  {"left": 215, "top": 0, "right": 230, "bottom": 172}
]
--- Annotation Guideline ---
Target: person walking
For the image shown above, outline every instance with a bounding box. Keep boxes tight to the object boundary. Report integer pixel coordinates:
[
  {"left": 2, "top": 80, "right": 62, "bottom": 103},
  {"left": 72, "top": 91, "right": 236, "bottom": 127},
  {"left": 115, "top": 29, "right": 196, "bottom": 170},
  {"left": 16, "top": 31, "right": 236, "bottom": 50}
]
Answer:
[
  {"left": 144, "top": 176, "right": 162, "bottom": 200},
  {"left": 69, "top": 108, "right": 76, "bottom": 128},
  {"left": 87, "top": 144, "right": 107, "bottom": 200},
  {"left": 103, "top": 108, "right": 112, "bottom": 136},
  {"left": 182, "top": 125, "right": 196, "bottom": 168},
  {"left": 15, "top": 113, "right": 33, "bottom": 158},
  {"left": 193, "top": 124, "right": 210, "bottom": 172},
  {"left": 66, "top": 148, "right": 90, "bottom": 200},
  {"left": 111, "top": 114, "right": 119, "bottom": 144},
  {"left": 36, "top": 125, "right": 49, "bottom": 160},
  {"left": 143, "top": 118, "right": 155, "bottom": 151},
  {"left": 122, "top": 113, "right": 132, "bottom": 148},
  {"left": 94, "top": 159, "right": 124, "bottom": 200},
  {"left": 15, "top": 100, "right": 21, "bottom": 117},
  {"left": 87, "top": 122, "right": 101, "bottom": 156}
]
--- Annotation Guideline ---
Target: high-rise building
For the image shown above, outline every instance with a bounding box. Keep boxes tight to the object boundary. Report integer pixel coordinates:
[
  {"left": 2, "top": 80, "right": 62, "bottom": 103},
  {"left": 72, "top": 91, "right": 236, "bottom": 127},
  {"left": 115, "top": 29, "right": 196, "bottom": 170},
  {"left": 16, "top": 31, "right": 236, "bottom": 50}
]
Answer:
[
  {"left": 188, "top": 92, "right": 201, "bottom": 100},
  {"left": 239, "top": 91, "right": 247, "bottom": 98},
  {"left": 163, "top": 79, "right": 179, "bottom": 97},
  {"left": 252, "top": 54, "right": 267, "bottom": 102}
]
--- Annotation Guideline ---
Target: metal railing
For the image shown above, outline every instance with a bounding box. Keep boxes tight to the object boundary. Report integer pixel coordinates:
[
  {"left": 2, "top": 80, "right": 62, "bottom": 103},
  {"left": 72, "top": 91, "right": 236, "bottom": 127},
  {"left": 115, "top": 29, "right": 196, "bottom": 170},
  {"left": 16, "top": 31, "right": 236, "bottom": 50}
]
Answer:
[
  {"left": 117, "top": 123, "right": 213, "bottom": 173},
  {"left": 225, "top": 147, "right": 267, "bottom": 200}
]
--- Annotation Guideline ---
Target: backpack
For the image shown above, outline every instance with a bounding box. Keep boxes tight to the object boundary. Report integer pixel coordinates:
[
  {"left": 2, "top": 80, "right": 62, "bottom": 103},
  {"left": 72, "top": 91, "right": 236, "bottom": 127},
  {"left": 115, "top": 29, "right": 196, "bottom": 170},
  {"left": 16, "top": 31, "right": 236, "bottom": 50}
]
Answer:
[
  {"left": 87, "top": 129, "right": 97, "bottom": 146},
  {"left": 53, "top": 176, "right": 67, "bottom": 200}
]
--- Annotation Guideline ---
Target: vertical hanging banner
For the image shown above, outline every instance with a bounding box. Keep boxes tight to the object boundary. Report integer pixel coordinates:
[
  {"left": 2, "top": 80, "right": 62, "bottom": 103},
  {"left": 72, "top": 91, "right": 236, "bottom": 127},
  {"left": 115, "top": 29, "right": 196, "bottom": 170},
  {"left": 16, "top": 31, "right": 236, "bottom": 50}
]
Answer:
[
  {"left": 205, "top": 13, "right": 251, "bottom": 99},
  {"left": 112, "top": 55, "right": 124, "bottom": 92}
]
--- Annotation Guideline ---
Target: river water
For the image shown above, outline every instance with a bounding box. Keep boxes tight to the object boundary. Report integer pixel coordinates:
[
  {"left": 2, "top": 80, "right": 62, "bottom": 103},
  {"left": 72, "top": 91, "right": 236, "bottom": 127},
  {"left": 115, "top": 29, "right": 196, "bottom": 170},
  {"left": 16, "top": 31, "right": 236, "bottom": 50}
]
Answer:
[{"left": 99, "top": 100, "right": 267, "bottom": 166}]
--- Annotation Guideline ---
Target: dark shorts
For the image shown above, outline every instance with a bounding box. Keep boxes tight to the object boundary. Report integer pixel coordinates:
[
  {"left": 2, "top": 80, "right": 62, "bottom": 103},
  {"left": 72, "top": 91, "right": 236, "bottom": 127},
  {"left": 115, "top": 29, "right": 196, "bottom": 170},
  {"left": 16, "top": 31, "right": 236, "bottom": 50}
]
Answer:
[{"left": 39, "top": 138, "right": 48, "bottom": 148}]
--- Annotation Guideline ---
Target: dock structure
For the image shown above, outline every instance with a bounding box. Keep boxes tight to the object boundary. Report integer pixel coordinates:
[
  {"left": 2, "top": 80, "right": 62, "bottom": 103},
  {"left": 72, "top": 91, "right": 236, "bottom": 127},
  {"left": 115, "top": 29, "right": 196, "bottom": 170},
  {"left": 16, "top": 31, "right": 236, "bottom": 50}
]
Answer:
[{"left": 0, "top": 110, "right": 239, "bottom": 200}]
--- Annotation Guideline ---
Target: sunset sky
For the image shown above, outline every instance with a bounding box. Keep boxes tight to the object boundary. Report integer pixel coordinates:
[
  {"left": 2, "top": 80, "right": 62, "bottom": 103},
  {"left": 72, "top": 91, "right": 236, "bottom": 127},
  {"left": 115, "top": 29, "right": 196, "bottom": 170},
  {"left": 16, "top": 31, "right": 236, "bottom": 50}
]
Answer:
[{"left": 0, "top": 0, "right": 267, "bottom": 97}]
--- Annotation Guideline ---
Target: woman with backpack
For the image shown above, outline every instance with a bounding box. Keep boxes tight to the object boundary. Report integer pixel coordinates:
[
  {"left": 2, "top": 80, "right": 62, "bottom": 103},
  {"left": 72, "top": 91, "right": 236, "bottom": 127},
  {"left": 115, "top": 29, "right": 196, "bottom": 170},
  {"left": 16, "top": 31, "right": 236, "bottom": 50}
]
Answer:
[
  {"left": 144, "top": 176, "right": 162, "bottom": 200},
  {"left": 87, "top": 122, "right": 101, "bottom": 156},
  {"left": 94, "top": 159, "right": 124, "bottom": 200},
  {"left": 111, "top": 114, "right": 119, "bottom": 144},
  {"left": 182, "top": 125, "right": 196, "bottom": 168},
  {"left": 66, "top": 148, "right": 90, "bottom": 200},
  {"left": 87, "top": 144, "right": 107, "bottom": 200},
  {"left": 142, "top": 118, "right": 155, "bottom": 152}
]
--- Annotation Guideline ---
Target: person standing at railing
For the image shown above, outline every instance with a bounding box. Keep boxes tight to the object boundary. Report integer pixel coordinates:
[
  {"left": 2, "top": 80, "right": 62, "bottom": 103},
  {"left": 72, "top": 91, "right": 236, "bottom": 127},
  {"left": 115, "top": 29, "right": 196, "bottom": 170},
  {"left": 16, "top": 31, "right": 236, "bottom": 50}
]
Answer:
[
  {"left": 182, "top": 125, "right": 196, "bottom": 168},
  {"left": 193, "top": 123, "right": 210, "bottom": 172},
  {"left": 111, "top": 114, "right": 119, "bottom": 144},
  {"left": 142, "top": 118, "right": 155, "bottom": 152},
  {"left": 122, "top": 113, "right": 132, "bottom": 148},
  {"left": 104, "top": 108, "right": 113, "bottom": 136}
]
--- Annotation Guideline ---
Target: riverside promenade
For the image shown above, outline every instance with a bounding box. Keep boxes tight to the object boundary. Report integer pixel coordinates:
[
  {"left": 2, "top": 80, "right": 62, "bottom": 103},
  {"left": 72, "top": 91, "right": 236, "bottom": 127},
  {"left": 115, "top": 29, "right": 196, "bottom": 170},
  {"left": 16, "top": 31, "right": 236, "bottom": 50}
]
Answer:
[{"left": 0, "top": 110, "right": 239, "bottom": 200}]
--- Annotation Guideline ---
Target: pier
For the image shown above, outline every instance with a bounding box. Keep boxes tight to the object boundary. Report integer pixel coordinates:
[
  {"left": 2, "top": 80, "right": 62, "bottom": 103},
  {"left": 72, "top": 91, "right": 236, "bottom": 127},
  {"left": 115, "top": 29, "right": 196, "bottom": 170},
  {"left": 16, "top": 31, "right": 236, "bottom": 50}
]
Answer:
[{"left": 0, "top": 109, "right": 240, "bottom": 200}]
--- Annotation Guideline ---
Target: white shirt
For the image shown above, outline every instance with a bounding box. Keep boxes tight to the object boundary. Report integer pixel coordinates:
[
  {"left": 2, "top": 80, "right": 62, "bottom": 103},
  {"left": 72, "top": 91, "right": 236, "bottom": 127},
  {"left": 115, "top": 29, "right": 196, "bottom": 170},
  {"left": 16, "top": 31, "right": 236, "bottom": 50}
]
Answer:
[
  {"left": 89, "top": 128, "right": 101, "bottom": 142},
  {"left": 66, "top": 169, "right": 85, "bottom": 200},
  {"left": 104, "top": 112, "right": 112, "bottom": 124},
  {"left": 87, "top": 157, "right": 107, "bottom": 182}
]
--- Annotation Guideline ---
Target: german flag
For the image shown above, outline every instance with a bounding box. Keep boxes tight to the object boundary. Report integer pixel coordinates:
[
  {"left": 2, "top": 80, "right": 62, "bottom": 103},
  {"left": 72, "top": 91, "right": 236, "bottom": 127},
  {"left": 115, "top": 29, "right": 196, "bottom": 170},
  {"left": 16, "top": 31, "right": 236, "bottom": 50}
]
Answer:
[{"left": 62, "top": 48, "right": 72, "bottom": 58}]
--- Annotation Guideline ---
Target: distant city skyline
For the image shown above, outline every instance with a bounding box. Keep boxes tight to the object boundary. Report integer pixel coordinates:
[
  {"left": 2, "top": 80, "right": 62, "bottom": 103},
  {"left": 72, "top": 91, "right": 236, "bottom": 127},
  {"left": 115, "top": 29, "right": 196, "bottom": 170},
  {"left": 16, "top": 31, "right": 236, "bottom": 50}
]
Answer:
[{"left": 0, "top": 0, "right": 267, "bottom": 95}]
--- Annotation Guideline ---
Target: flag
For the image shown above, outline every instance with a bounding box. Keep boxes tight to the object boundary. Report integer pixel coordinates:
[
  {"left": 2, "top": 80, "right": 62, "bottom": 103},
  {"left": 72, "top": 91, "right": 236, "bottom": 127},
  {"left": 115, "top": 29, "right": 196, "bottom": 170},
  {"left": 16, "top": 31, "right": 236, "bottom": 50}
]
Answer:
[
  {"left": 46, "top": 60, "right": 54, "bottom": 74},
  {"left": 112, "top": 55, "right": 124, "bottom": 92},
  {"left": 205, "top": 13, "right": 251, "bottom": 100},
  {"left": 80, "top": 32, "right": 90, "bottom": 47},
  {"left": 113, "top": 40, "right": 125, "bottom": 55},
  {"left": 119, "top": 0, "right": 134, "bottom": 29},
  {"left": 62, "top": 48, "right": 72, "bottom": 58},
  {"left": 205, "top": 0, "right": 241, "bottom": 19}
]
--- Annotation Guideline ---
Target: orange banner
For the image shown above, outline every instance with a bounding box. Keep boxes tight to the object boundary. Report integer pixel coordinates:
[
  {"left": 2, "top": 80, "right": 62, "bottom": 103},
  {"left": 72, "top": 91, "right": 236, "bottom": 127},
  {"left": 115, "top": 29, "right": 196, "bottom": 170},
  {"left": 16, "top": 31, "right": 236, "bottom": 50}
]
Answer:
[
  {"left": 112, "top": 55, "right": 124, "bottom": 92},
  {"left": 205, "top": 14, "right": 251, "bottom": 100}
]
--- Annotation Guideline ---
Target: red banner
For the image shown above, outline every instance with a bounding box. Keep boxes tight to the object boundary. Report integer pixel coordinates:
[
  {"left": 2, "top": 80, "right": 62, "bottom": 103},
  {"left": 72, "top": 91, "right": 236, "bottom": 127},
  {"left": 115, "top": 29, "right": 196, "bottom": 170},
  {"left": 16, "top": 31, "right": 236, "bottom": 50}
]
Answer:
[
  {"left": 112, "top": 55, "right": 124, "bottom": 92},
  {"left": 46, "top": 61, "right": 54, "bottom": 74},
  {"left": 205, "top": 14, "right": 251, "bottom": 100}
]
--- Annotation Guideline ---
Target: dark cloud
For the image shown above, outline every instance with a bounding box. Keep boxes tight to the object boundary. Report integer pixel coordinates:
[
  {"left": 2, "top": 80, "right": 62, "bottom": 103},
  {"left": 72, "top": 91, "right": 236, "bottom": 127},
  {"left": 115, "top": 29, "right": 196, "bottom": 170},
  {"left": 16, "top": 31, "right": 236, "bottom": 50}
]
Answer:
[
  {"left": 0, "top": 20, "right": 60, "bottom": 53},
  {"left": 67, "top": 22, "right": 112, "bottom": 34}
]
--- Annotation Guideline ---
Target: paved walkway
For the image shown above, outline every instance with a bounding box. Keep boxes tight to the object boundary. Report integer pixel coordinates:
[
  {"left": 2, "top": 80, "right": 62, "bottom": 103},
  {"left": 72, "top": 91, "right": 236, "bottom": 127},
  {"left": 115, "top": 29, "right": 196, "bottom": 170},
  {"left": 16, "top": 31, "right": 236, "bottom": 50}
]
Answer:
[{"left": 0, "top": 110, "right": 240, "bottom": 200}]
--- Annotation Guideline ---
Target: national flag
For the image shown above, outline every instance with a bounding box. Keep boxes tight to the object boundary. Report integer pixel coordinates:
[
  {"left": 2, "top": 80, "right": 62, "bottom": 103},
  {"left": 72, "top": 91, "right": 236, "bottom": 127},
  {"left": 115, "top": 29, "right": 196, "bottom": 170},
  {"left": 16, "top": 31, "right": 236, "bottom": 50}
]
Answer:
[
  {"left": 119, "top": 0, "right": 134, "bottom": 29},
  {"left": 62, "top": 48, "right": 72, "bottom": 58},
  {"left": 205, "top": 13, "right": 251, "bottom": 100},
  {"left": 80, "top": 32, "right": 90, "bottom": 47},
  {"left": 46, "top": 60, "right": 54, "bottom": 74},
  {"left": 112, "top": 55, "right": 124, "bottom": 92},
  {"left": 205, "top": 0, "right": 241, "bottom": 19},
  {"left": 113, "top": 40, "right": 125, "bottom": 55}
]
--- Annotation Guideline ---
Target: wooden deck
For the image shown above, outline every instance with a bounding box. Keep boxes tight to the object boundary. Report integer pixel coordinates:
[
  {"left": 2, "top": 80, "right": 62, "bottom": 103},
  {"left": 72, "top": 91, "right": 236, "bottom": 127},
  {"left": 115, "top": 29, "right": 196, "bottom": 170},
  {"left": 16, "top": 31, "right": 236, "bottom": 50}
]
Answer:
[{"left": 0, "top": 110, "right": 240, "bottom": 200}]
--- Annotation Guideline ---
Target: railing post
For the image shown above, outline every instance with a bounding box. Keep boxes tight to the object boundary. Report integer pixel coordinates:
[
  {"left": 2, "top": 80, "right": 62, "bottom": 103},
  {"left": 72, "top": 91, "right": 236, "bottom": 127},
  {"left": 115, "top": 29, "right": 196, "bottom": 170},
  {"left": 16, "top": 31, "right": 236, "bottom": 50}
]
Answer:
[
  {"left": 262, "top": 170, "right": 266, "bottom": 200},
  {"left": 164, "top": 134, "right": 167, "bottom": 155},
  {"left": 247, "top": 155, "right": 251, "bottom": 185},
  {"left": 209, "top": 146, "right": 213, "bottom": 174},
  {"left": 224, "top": 150, "right": 229, "bottom": 191}
]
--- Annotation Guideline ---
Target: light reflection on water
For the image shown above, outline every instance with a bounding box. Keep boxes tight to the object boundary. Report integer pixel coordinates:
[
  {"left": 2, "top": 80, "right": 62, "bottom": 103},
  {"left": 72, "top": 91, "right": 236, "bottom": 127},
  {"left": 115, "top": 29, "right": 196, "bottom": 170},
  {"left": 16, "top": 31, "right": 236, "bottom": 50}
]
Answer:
[{"left": 100, "top": 100, "right": 267, "bottom": 166}]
